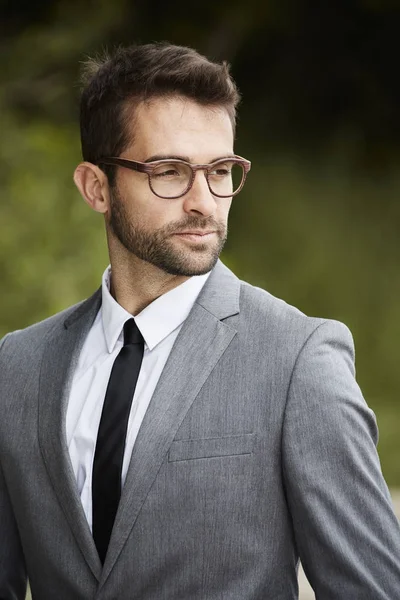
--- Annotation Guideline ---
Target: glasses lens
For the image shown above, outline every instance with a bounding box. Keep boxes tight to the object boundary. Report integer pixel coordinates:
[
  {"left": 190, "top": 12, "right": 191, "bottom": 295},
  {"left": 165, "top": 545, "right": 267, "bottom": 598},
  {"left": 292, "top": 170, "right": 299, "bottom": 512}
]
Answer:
[
  {"left": 207, "top": 161, "right": 244, "bottom": 197},
  {"left": 150, "top": 162, "right": 192, "bottom": 198}
]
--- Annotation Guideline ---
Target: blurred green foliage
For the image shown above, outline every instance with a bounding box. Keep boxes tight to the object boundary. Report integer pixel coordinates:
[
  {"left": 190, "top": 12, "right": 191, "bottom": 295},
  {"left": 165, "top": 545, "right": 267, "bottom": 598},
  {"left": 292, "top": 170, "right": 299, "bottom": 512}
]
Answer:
[{"left": 1, "top": 0, "right": 400, "bottom": 483}]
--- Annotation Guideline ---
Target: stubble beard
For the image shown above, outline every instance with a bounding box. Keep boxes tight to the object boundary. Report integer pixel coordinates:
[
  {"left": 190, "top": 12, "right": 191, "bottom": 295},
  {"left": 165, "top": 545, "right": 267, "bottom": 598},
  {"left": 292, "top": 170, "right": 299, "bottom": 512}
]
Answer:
[{"left": 108, "top": 189, "right": 228, "bottom": 277}]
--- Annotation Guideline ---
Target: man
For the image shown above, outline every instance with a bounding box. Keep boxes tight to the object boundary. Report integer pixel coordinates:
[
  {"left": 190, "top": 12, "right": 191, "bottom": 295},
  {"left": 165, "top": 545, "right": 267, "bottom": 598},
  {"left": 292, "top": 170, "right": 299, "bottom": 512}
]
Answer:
[{"left": 0, "top": 42, "right": 399, "bottom": 600}]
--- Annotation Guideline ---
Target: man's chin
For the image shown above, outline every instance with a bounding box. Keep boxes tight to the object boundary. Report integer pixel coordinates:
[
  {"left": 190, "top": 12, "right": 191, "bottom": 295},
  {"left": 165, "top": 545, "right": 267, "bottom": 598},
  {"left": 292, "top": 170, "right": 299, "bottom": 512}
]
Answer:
[{"left": 157, "top": 252, "right": 220, "bottom": 277}]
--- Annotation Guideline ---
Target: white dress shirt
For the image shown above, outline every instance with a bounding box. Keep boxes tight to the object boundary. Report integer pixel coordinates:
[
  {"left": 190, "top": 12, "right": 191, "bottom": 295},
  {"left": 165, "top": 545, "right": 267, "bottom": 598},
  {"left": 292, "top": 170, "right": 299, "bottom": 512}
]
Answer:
[{"left": 66, "top": 266, "right": 210, "bottom": 530}]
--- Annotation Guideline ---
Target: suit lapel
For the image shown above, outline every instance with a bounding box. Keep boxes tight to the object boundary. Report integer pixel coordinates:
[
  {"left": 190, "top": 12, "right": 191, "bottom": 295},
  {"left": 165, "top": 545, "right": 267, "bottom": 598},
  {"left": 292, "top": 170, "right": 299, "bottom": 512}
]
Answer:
[
  {"left": 38, "top": 289, "right": 103, "bottom": 580},
  {"left": 99, "top": 261, "right": 240, "bottom": 585}
]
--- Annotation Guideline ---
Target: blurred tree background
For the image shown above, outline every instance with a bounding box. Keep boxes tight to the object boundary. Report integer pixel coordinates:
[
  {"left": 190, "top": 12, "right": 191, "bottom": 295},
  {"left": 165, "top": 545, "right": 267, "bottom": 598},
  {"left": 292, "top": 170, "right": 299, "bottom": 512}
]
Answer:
[{"left": 1, "top": 0, "right": 400, "bottom": 483}]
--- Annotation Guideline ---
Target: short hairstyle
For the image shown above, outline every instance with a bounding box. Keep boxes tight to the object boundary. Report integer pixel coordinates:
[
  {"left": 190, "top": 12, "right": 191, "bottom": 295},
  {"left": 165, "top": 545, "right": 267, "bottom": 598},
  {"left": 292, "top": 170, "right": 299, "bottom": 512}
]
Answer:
[{"left": 79, "top": 42, "right": 241, "bottom": 185}]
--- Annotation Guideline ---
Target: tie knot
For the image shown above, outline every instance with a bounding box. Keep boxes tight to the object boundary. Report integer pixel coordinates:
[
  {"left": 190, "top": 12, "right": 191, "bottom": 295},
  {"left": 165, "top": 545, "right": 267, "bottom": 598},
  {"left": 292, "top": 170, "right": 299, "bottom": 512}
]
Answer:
[{"left": 123, "top": 318, "right": 144, "bottom": 346}]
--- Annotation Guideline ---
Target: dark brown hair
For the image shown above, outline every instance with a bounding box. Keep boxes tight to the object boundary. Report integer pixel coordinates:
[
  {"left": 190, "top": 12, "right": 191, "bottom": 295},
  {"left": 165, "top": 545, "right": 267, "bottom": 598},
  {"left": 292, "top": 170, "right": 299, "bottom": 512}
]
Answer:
[{"left": 79, "top": 42, "right": 241, "bottom": 185}]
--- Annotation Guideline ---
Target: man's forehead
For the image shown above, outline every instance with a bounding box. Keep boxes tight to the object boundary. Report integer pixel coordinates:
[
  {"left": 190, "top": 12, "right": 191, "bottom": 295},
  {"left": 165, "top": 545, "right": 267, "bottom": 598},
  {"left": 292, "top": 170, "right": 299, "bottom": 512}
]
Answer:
[{"left": 123, "top": 96, "right": 234, "bottom": 159}]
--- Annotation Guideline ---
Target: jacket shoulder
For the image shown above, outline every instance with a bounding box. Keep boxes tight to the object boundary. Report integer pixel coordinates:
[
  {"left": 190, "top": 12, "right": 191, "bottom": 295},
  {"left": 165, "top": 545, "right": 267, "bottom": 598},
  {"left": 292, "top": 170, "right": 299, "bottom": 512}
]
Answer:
[
  {"left": 2, "top": 300, "right": 85, "bottom": 340},
  {"left": 0, "top": 289, "right": 100, "bottom": 357},
  {"left": 238, "top": 278, "right": 351, "bottom": 347}
]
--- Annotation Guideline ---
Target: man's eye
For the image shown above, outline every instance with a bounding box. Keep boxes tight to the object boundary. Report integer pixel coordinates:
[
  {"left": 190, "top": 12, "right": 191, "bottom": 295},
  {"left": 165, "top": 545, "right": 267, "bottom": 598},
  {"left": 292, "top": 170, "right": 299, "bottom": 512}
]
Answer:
[
  {"left": 210, "top": 167, "right": 230, "bottom": 177},
  {"left": 153, "top": 169, "right": 180, "bottom": 178},
  {"left": 152, "top": 163, "right": 184, "bottom": 178}
]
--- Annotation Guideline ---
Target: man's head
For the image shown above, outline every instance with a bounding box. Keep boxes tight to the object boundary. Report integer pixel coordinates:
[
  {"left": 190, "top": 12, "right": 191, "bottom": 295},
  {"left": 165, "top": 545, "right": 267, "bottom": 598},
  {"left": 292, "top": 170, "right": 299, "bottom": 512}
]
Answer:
[{"left": 74, "top": 43, "right": 247, "bottom": 277}]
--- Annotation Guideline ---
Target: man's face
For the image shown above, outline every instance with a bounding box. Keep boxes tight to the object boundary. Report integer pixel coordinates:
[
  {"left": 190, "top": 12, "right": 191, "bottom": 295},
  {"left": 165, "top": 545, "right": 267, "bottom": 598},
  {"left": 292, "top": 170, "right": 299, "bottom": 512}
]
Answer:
[{"left": 107, "top": 96, "right": 234, "bottom": 277}]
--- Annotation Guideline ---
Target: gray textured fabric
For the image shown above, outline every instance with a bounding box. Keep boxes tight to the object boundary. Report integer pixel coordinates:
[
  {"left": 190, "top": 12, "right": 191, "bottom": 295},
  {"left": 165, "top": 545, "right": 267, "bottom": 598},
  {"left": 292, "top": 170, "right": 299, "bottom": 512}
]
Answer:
[{"left": 0, "top": 260, "right": 400, "bottom": 599}]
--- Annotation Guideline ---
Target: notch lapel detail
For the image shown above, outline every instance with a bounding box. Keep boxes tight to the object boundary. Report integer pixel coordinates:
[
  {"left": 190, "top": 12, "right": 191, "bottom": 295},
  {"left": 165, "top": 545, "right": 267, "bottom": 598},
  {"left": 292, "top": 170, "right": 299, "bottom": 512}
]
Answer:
[{"left": 38, "top": 290, "right": 103, "bottom": 580}]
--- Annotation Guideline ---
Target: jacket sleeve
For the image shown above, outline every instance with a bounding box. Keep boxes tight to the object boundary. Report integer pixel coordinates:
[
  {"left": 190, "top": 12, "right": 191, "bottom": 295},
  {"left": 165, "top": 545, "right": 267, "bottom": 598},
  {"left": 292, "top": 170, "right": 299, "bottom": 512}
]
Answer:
[
  {"left": 282, "top": 320, "right": 400, "bottom": 600},
  {"left": 0, "top": 334, "right": 27, "bottom": 600}
]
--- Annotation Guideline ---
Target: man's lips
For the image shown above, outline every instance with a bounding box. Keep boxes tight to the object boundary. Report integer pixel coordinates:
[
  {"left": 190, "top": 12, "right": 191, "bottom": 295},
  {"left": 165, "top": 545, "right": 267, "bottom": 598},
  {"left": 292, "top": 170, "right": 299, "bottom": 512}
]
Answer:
[
  {"left": 172, "top": 230, "right": 218, "bottom": 243},
  {"left": 174, "top": 230, "right": 217, "bottom": 236}
]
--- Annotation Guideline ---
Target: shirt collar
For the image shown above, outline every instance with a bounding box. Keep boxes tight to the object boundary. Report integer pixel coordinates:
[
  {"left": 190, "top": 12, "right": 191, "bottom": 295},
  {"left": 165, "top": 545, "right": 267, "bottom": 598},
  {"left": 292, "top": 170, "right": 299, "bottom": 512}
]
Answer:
[{"left": 101, "top": 266, "right": 211, "bottom": 353}]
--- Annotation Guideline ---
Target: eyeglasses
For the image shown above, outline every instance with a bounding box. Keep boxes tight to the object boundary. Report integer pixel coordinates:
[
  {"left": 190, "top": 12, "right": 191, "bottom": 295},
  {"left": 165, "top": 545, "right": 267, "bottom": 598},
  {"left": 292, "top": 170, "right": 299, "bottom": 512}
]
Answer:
[{"left": 97, "top": 155, "right": 251, "bottom": 199}]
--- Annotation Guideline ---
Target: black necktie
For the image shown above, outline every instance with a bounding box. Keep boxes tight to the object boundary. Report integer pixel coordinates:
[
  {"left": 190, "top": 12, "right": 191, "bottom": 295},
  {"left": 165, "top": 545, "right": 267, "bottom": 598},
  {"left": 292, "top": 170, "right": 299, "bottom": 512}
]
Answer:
[{"left": 92, "top": 318, "right": 144, "bottom": 564}]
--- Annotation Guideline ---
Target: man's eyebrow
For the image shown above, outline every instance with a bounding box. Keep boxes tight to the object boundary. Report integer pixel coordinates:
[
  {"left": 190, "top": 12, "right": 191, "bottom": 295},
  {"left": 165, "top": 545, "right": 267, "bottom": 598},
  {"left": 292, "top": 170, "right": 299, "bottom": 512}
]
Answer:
[
  {"left": 144, "top": 154, "right": 191, "bottom": 163},
  {"left": 144, "top": 153, "right": 236, "bottom": 164}
]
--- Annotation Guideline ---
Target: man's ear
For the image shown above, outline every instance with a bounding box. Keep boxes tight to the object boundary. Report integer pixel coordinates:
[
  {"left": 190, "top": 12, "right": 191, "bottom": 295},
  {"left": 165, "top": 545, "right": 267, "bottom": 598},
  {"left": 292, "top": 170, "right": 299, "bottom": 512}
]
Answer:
[{"left": 73, "top": 162, "right": 110, "bottom": 214}]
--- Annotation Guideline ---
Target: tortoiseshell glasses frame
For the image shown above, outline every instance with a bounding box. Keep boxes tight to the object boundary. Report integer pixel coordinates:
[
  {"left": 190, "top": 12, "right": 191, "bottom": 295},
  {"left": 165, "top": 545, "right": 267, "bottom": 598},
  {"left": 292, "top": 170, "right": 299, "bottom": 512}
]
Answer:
[{"left": 97, "top": 155, "right": 251, "bottom": 199}]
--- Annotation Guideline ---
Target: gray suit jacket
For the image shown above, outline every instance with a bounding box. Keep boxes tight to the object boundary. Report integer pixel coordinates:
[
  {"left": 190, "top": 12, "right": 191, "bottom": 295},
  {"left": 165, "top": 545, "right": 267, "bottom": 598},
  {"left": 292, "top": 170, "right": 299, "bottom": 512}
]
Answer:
[{"left": 1, "top": 261, "right": 400, "bottom": 599}]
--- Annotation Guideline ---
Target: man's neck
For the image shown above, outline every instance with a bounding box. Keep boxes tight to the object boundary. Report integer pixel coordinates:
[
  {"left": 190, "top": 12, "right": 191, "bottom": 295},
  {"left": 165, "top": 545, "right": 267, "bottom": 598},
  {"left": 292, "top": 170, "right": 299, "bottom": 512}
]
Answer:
[{"left": 109, "top": 257, "right": 190, "bottom": 316}]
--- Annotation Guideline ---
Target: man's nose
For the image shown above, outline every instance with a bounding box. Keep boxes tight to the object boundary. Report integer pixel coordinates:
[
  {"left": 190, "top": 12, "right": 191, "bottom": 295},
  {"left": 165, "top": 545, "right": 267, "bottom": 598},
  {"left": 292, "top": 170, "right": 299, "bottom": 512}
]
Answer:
[{"left": 182, "top": 171, "right": 217, "bottom": 217}]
